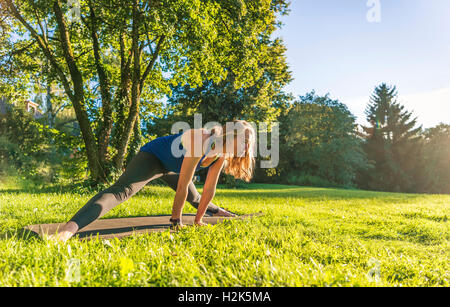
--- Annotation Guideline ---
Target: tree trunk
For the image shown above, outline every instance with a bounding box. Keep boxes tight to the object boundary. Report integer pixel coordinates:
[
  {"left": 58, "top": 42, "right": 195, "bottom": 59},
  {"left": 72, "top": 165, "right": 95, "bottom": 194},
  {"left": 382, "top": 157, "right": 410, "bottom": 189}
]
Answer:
[
  {"left": 113, "top": 0, "right": 141, "bottom": 170},
  {"left": 53, "top": 0, "right": 107, "bottom": 183},
  {"left": 125, "top": 113, "right": 142, "bottom": 167},
  {"left": 88, "top": 2, "right": 113, "bottom": 165},
  {"left": 111, "top": 30, "right": 132, "bottom": 150}
]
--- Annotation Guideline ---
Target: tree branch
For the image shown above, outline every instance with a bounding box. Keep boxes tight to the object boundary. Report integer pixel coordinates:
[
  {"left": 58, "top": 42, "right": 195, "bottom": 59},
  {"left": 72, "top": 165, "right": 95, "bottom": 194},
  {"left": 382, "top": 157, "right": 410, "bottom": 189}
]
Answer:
[
  {"left": 53, "top": 0, "right": 106, "bottom": 181},
  {"left": 10, "top": 40, "right": 36, "bottom": 55},
  {"left": 4, "top": 0, "right": 74, "bottom": 101},
  {"left": 31, "top": 3, "right": 47, "bottom": 44},
  {"left": 140, "top": 34, "right": 165, "bottom": 89},
  {"left": 87, "top": 0, "right": 113, "bottom": 161},
  {"left": 54, "top": 101, "right": 69, "bottom": 116}
]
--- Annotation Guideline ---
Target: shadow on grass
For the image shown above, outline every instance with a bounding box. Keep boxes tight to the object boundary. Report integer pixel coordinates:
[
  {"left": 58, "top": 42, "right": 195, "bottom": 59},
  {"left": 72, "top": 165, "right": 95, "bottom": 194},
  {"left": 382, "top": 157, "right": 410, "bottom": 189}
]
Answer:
[
  {"left": 0, "top": 228, "right": 42, "bottom": 242},
  {"left": 215, "top": 185, "right": 429, "bottom": 203},
  {"left": 0, "top": 180, "right": 169, "bottom": 196},
  {"left": 1, "top": 182, "right": 437, "bottom": 204},
  {"left": 0, "top": 182, "right": 97, "bottom": 195}
]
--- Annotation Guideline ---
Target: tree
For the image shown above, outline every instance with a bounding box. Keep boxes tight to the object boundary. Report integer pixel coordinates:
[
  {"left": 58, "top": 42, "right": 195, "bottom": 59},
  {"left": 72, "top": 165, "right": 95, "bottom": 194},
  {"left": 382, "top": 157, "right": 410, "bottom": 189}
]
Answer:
[
  {"left": 1, "top": 0, "right": 290, "bottom": 184},
  {"left": 360, "top": 84, "right": 422, "bottom": 192},
  {"left": 146, "top": 34, "right": 292, "bottom": 185},
  {"left": 148, "top": 35, "right": 292, "bottom": 134},
  {"left": 417, "top": 124, "right": 450, "bottom": 194},
  {"left": 0, "top": 102, "right": 82, "bottom": 184},
  {"left": 278, "top": 91, "right": 368, "bottom": 187}
]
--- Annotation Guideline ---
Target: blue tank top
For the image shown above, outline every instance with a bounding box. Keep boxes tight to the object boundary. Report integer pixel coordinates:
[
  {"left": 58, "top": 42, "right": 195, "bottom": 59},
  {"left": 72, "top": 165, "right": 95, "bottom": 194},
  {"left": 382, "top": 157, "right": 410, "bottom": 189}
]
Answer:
[{"left": 139, "top": 132, "right": 218, "bottom": 173}]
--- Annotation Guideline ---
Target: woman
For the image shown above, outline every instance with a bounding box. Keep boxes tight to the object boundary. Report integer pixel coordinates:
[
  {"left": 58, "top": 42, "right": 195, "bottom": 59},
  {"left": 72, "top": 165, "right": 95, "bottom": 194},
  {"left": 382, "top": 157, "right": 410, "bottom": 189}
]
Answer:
[{"left": 52, "top": 120, "right": 256, "bottom": 242}]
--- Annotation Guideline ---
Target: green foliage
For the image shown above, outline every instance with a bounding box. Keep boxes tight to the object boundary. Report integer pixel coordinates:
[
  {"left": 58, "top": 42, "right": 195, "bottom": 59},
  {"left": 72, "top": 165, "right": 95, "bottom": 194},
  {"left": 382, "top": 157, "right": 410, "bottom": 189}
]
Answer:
[
  {"left": 148, "top": 36, "right": 293, "bottom": 137},
  {"left": 0, "top": 104, "right": 85, "bottom": 185},
  {"left": 0, "top": 184, "right": 448, "bottom": 286},
  {"left": 1, "top": 0, "right": 291, "bottom": 182},
  {"left": 222, "top": 173, "right": 248, "bottom": 189},
  {"left": 253, "top": 165, "right": 279, "bottom": 183},
  {"left": 360, "top": 84, "right": 422, "bottom": 192},
  {"left": 286, "top": 174, "right": 336, "bottom": 188},
  {"left": 416, "top": 124, "right": 450, "bottom": 194},
  {"left": 278, "top": 91, "right": 369, "bottom": 187}
]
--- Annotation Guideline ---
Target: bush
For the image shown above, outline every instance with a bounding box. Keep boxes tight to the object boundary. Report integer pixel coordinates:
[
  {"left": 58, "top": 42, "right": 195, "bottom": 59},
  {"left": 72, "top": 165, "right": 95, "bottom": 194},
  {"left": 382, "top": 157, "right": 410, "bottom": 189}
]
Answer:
[
  {"left": 0, "top": 105, "right": 86, "bottom": 186},
  {"left": 286, "top": 173, "right": 337, "bottom": 188},
  {"left": 278, "top": 92, "right": 369, "bottom": 187},
  {"left": 222, "top": 173, "right": 248, "bottom": 189}
]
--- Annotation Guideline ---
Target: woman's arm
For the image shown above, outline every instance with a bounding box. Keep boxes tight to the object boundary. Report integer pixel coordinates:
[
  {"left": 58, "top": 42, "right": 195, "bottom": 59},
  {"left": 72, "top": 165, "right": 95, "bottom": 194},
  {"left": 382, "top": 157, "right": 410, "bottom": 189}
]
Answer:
[
  {"left": 171, "top": 130, "right": 202, "bottom": 221},
  {"left": 195, "top": 157, "right": 225, "bottom": 225}
]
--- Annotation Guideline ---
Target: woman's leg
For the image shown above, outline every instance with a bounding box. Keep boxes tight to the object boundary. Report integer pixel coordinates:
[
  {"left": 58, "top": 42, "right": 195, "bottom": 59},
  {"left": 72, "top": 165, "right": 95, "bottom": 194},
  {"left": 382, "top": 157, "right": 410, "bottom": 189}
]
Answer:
[{"left": 67, "top": 152, "right": 167, "bottom": 233}]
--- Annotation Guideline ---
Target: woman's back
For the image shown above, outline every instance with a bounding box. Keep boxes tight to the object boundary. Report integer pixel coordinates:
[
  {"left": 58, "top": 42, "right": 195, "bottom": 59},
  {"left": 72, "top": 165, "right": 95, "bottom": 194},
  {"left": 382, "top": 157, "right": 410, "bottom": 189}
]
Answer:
[{"left": 139, "top": 130, "right": 216, "bottom": 173}]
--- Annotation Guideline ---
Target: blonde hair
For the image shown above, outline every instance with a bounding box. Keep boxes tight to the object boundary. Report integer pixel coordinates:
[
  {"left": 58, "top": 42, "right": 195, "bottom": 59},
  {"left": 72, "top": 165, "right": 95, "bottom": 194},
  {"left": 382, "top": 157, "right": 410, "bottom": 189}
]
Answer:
[{"left": 211, "top": 120, "right": 256, "bottom": 182}]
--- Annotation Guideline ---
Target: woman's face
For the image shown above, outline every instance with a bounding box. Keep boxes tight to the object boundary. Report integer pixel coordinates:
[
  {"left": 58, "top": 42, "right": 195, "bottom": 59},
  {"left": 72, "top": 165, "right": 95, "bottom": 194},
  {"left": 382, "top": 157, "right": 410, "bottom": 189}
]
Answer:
[{"left": 210, "top": 123, "right": 252, "bottom": 157}]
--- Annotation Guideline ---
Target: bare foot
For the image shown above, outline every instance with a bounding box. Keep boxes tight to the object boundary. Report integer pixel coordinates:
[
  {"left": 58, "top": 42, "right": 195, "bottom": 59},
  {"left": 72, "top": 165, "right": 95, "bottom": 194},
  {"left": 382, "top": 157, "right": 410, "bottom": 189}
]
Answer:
[
  {"left": 213, "top": 208, "right": 237, "bottom": 217},
  {"left": 46, "top": 231, "right": 74, "bottom": 243},
  {"left": 46, "top": 221, "right": 78, "bottom": 243}
]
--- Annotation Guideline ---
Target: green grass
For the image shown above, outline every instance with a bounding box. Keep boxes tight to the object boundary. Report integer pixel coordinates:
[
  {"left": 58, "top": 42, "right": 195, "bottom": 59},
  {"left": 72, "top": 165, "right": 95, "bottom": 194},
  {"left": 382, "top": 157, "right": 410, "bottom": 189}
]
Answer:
[{"left": 0, "top": 182, "right": 448, "bottom": 286}]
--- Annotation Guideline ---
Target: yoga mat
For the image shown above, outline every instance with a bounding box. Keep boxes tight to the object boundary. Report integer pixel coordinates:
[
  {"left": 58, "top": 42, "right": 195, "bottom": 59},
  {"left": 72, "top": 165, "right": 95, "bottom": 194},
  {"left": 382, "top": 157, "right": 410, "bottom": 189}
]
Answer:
[{"left": 24, "top": 213, "right": 262, "bottom": 240}]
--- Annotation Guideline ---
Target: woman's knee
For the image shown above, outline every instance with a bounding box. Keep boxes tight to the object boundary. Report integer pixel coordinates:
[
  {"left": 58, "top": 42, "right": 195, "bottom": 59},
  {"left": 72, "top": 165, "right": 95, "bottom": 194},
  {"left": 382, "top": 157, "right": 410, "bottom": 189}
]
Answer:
[{"left": 106, "top": 182, "right": 137, "bottom": 203}]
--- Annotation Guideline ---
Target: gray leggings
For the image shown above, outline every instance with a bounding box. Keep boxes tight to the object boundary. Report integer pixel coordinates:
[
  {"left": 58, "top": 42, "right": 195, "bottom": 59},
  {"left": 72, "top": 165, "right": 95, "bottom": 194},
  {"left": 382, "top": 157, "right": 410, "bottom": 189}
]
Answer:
[{"left": 69, "top": 151, "right": 219, "bottom": 231}]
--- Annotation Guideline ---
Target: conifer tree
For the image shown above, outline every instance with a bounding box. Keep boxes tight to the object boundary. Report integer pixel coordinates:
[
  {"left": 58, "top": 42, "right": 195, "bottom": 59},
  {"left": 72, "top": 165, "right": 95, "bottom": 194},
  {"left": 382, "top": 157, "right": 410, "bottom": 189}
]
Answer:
[{"left": 360, "top": 84, "right": 422, "bottom": 192}]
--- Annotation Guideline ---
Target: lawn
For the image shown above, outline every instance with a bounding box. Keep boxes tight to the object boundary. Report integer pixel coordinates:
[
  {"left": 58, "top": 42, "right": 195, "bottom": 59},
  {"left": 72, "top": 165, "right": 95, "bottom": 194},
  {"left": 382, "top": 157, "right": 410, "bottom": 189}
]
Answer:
[{"left": 0, "top": 182, "right": 448, "bottom": 286}]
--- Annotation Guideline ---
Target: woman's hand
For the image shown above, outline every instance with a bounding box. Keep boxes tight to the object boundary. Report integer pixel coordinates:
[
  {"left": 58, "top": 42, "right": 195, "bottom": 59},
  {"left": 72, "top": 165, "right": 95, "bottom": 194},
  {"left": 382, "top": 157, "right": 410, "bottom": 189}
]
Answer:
[
  {"left": 170, "top": 218, "right": 186, "bottom": 230},
  {"left": 194, "top": 220, "right": 208, "bottom": 227},
  {"left": 170, "top": 223, "right": 186, "bottom": 230}
]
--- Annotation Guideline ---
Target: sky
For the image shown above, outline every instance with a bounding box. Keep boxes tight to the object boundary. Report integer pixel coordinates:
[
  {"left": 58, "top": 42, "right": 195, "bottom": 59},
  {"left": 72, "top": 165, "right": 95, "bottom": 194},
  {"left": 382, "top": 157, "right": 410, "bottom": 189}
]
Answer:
[{"left": 275, "top": 0, "right": 450, "bottom": 128}]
